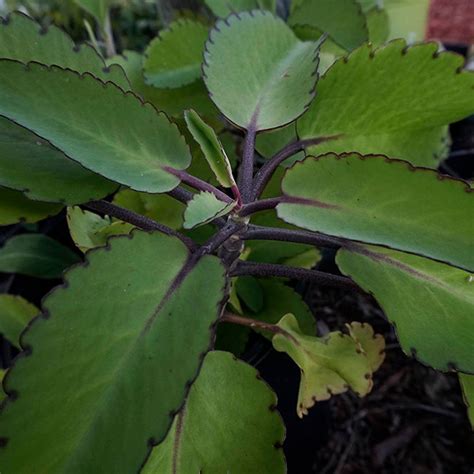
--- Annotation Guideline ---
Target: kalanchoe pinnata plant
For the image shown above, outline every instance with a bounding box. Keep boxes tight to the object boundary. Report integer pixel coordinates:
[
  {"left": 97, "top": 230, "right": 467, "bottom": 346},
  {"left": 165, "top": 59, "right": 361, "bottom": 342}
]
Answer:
[{"left": 0, "top": 1, "right": 472, "bottom": 472}]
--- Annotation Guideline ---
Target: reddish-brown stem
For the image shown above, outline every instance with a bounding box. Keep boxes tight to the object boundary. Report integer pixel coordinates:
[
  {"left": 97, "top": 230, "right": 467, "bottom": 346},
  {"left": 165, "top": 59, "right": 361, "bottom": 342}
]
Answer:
[{"left": 220, "top": 312, "right": 298, "bottom": 343}]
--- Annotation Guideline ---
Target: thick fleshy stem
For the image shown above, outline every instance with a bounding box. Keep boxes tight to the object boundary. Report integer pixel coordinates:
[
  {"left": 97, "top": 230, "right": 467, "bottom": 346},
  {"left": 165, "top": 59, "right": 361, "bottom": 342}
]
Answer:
[
  {"left": 232, "top": 261, "right": 362, "bottom": 292},
  {"left": 239, "top": 197, "right": 281, "bottom": 217},
  {"left": 251, "top": 136, "right": 340, "bottom": 200},
  {"left": 238, "top": 124, "right": 257, "bottom": 203},
  {"left": 84, "top": 200, "right": 197, "bottom": 250},
  {"left": 244, "top": 225, "right": 345, "bottom": 249},
  {"left": 165, "top": 168, "right": 233, "bottom": 204}
]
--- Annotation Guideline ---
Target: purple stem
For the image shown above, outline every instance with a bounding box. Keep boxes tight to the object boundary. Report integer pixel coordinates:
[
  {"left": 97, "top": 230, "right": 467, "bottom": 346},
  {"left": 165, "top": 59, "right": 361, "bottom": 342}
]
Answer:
[
  {"left": 85, "top": 200, "right": 197, "bottom": 250},
  {"left": 244, "top": 225, "right": 345, "bottom": 249},
  {"left": 239, "top": 197, "right": 281, "bottom": 217},
  {"left": 251, "top": 136, "right": 340, "bottom": 200},
  {"left": 165, "top": 168, "right": 233, "bottom": 204},
  {"left": 232, "top": 261, "right": 361, "bottom": 292},
  {"left": 238, "top": 124, "right": 257, "bottom": 203}
]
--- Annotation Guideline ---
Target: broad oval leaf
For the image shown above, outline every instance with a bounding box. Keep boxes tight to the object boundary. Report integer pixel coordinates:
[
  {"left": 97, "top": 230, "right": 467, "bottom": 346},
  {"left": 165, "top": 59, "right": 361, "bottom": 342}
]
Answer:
[
  {"left": 297, "top": 41, "right": 474, "bottom": 167},
  {"left": 0, "top": 61, "right": 192, "bottom": 193},
  {"left": 277, "top": 154, "right": 474, "bottom": 271},
  {"left": 0, "top": 234, "right": 80, "bottom": 279},
  {"left": 183, "top": 191, "right": 235, "bottom": 229},
  {"left": 0, "top": 118, "right": 117, "bottom": 204},
  {"left": 272, "top": 314, "right": 374, "bottom": 417},
  {"left": 0, "top": 11, "right": 129, "bottom": 88},
  {"left": 288, "top": 0, "right": 368, "bottom": 51},
  {"left": 0, "top": 294, "right": 39, "bottom": 347},
  {"left": 143, "top": 351, "right": 286, "bottom": 473},
  {"left": 0, "top": 187, "right": 62, "bottom": 225},
  {"left": 144, "top": 19, "right": 209, "bottom": 89},
  {"left": 203, "top": 10, "right": 319, "bottom": 131},
  {"left": 205, "top": 0, "right": 276, "bottom": 17},
  {"left": 336, "top": 244, "right": 474, "bottom": 372},
  {"left": 0, "top": 231, "right": 226, "bottom": 473}
]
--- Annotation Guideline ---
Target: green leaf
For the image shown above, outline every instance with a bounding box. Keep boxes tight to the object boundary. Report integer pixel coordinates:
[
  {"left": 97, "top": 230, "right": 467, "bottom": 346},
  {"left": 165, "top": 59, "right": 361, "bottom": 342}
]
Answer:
[
  {"left": 336, "top": 244, "right": 474, "bottom": 372},
  {"left": 0, "top": 187, "right": 62, "bottom": 225},
  {"left": 0, "top": 234, "right": 80, "bottom": 279},
  {"left": 283, "top": 247, "right": 321, "bottom": 270},
  {"left": 203, "top": 10, "right": 319, "bottom": 131},
  {"left": 0, "top": 294, "right": 39, "bottom": 346},
  {"left": 66, "top": 206, "right": 134, "bottom": 253},
  {"left": 288, "top": 0, "right": 368, "bottom": 51},
  {"left": 256, "top": 123, "right": 305, "bottom": 165},
  {"left": 277, "top": 154, "right": 474, "bottom": 271},
  {"left": 459, "top": 374, "right": 474, "bottom": 428},
  {"left": 142, "top": 351, "right": 286, "bottom": 473},
  {"left": 297, "top": 41, "right": 474, "bottom": 167},
  {"left": 113, "top": 189, "right": 185, "bottom": 230},
  {"left": 184, "top": 109, "right": 236, "bottom": 189},
  {"left": 0, "top": 61, "right": 192, "bottom": 193},
  {"left": 0, "top": 118, "right": 117, "bottom": 205},
  {"left": 0, "top": 11, "right": 129, "bottom": 88},
  {"left": 250, "top": 280, "right": 316, "bottom": 337},
  {"left": 346, "top": 321, "right": 385, "bottom": 371},
  {"left": 183, "top": 191, "right": 235, "bottom": 229},
  {"left": 0, "top": 231, "right": 226, "bottom": 473},
  {"left": 204, "top": 0, "right": 276, "bottom": 17},
  {"left": 366, "top": 7, "right": 389, "bottom": 46},
  {"left": 236, "top": 276, "right": 264, "bottom": 313},
  {"left": 384, "top": 0, "right": 430, "bottom": 43},
  {"left": 108, "top": 50, "right": 218, "bottom": 119},
  {"left": 144, "top": 19, "right": 208, "bottom": 89},
  {"left": 272, "top": 314, "right": 373, "bottom": 417}
]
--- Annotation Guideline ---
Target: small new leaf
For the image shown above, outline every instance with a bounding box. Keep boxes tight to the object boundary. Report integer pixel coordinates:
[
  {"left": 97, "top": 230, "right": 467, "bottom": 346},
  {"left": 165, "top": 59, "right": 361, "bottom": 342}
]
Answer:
[
  {"left": 184, "top": 191, "right": 236, "bottom": 229},
  {"left": 272, "top": 314, "right": 373, "bottom": 417},
  {"left": 185, "top": 109, "right": 236, "bottom": 189}
]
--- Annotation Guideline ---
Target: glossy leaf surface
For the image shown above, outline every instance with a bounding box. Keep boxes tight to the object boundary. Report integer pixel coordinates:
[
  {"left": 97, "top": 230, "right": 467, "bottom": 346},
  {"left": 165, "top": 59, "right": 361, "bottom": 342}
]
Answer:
[
  {"left": 144, "top": 20, "right": 208, "bottom": 88},
  {"left": 337, "top": 244, "right": 474, "bottom": 372},
  {"left": 0, "top": 234, "right": 80, "bottom": 279},
  {"left": 298, "top": 41, "right": 474, "bottom": 166},
  {"left": 0, "top": 61, "right": 191, "bottom": 193},
  {"left": 278, "top": 154, "right": 474, "bottom": 271},
  {"left": 143, "top": 351, "right": 286, "bottom": 473},
  {"left": 203, "top": 10, "right": 318, "bottom": 131},
  {"left": 0, "top": 232, "right": 226, "bottom": 473}
]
